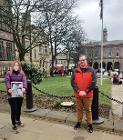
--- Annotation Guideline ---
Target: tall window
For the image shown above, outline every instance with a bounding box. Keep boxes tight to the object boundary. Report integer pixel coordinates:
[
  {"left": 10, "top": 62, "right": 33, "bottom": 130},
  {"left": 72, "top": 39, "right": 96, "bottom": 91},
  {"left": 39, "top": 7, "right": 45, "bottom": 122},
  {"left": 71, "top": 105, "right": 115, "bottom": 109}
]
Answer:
[
  {"left": 34, "top": 49, "right": 36, "bottom": 59},
  {"left": 6, "top": 42, "right": 13, "bottom": 60},
  {"left": 108, "top": 48, "right": 112, "bottom": 57},
  {"left": 0, "top": 41, "right": 5, "bottom": 60},
  {"left": 116, "top": 48, "right": 120, "bottom": 57},
  {"left": 95, "top": 50, "right": 98, "bottom": 58},
  {"left": 0, "top": 10, "right": 2, "bottom": 29},
  {"left": 45, "top": 48, "right": 47, "bottom": 54},
  {"left": 0, "top": 9, "right": 12, "bottom": 33},
  {"left": 39, "top": 46, "right": 42, "bottom": 53}
]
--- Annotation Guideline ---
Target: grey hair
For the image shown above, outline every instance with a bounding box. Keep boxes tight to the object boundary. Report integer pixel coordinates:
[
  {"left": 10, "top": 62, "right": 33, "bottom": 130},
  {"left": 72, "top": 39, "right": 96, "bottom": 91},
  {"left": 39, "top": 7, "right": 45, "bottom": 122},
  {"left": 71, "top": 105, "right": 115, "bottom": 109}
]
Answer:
[{"left": 79, "top": 54, "right": 87, "bottom": 60}]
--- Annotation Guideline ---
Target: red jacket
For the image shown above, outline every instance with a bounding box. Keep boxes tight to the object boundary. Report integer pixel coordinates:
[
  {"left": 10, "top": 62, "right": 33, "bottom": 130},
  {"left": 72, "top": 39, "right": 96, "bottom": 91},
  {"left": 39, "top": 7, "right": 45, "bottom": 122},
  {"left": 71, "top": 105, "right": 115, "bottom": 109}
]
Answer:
[{"left": 71, "top": 65, "right": 96, "bottom": 98}]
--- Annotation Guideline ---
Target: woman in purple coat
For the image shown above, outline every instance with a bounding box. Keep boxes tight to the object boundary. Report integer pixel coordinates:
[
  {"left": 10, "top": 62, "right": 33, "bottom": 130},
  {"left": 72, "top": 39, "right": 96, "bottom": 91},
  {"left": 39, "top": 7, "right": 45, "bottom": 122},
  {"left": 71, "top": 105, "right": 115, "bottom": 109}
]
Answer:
[{"left": 5, "top": 60, "right": 27, "bottom": 130}]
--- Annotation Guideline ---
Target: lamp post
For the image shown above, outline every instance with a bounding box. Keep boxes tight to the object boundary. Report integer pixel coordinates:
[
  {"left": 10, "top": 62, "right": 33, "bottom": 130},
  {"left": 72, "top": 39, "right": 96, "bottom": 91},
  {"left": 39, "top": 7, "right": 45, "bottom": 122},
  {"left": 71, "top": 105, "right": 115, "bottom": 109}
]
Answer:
[
  {"left": 100, "top": 0, "right": 104, "bottom": 86},
  {"left": 29, "top": 18, "right": 32, "bottom": 65}
]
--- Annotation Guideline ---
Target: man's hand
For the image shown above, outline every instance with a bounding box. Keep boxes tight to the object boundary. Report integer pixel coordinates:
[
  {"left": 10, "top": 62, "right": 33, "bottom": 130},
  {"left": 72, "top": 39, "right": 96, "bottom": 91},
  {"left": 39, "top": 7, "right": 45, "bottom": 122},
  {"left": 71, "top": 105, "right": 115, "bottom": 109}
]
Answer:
[{"left": 79, "top": 91, "right": 87, "bottom": 96}]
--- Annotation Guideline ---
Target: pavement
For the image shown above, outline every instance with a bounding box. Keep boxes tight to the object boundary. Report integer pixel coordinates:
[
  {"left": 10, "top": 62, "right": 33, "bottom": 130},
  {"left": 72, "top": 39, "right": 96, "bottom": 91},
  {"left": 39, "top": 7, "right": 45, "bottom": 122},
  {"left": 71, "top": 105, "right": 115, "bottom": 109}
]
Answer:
[
  {"left": 112, "top": 83, "right": 123, "bottom": 117},
  {"left": 1, "top": 78, "right": 123, "bottom": 139},
  {"left": 0, "top": 112, "right": 123, "bottom": 140},
  {"left": 0, "top": 99, "right": 123, "bottom": 140}
]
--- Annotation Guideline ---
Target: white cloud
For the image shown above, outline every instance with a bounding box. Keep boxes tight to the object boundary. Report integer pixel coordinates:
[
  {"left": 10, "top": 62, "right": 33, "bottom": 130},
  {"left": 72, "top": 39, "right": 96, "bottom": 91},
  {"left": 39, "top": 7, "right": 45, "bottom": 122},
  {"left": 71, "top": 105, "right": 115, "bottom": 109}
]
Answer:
[{"left": 73, "top": 0, "right": 123, "bottom": 41}]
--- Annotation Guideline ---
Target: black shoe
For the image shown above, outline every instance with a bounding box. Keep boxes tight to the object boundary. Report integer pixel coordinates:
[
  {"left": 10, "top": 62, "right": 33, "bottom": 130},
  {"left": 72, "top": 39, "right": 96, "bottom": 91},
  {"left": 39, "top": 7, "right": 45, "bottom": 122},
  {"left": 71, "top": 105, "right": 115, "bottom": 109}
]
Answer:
[
  {"left": 16, "top": 121, "right": 24, "bottom": 127},
  {"left": 87, "top": 124, "right": 93, "bottom": 133},
  {"left": 74, "top": 122, "right": 81, "bottom": 129},
  {"left": 12, "top": 125, "right": 17, "bottom": 130}
]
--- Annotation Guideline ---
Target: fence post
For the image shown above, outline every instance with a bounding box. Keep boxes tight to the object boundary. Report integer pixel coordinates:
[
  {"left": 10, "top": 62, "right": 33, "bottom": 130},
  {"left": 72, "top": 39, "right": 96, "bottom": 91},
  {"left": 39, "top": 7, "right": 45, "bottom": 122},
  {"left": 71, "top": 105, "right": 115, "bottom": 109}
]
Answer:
[
  {"left": 92, "top": 86, "right": 104, "bottom": 124},
  {"left": 24, "top": 79, "right": 37, "bottom": 112}
]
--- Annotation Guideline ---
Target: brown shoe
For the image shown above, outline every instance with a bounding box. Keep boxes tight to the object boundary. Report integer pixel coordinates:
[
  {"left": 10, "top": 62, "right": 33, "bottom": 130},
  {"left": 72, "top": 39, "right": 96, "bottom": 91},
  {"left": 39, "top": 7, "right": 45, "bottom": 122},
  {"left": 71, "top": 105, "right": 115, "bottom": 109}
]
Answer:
[{"left": 74, "top": 122, "right": 81, "bottom": 129}]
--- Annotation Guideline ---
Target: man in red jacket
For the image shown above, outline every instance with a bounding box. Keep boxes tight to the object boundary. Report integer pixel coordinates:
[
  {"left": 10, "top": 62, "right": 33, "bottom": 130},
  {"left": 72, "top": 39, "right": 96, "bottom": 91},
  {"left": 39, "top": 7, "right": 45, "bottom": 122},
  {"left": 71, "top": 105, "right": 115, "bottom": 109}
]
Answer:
[{"left": 71, "top": 54, "right": 96, "bottom": 133}]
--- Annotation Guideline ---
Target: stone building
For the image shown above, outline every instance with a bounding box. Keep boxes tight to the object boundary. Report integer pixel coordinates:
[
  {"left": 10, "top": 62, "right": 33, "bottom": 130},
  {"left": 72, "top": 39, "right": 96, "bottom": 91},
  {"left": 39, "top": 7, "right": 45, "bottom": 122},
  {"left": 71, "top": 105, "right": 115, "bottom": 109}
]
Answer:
[
  {"left": 85, "top": 28, "right": 123, "bottom": 72},
  {"left": 25, "top": 36, "right": 51, "bottom": 75},
  {"left": 23, "top": 24, "right": 51, "bottom": 75},
  {"left": 0, "top": 0, "right": 15, "bottom": 77},
  {"left": 55, "top": 53, "right": 74, "bottom": 68},
  {"left": 0, "top": 1, "right": 51, "bottom": 77}
]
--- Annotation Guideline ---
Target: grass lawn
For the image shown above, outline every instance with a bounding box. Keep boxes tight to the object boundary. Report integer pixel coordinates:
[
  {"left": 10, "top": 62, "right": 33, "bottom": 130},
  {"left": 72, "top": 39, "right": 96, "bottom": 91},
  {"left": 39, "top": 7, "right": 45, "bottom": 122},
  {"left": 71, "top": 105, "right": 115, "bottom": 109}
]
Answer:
[
  {"left": 33, "top": 76, "right": 73, "bottom": 97},
  {"left": 97, "top": 77, "right": 112, "bottom": 105},
  {"left": 0, "top": 82, "right": 6, "bottom": 91},
  {"left": 0, "top": 76, "right": 112, "bottom": 105}
]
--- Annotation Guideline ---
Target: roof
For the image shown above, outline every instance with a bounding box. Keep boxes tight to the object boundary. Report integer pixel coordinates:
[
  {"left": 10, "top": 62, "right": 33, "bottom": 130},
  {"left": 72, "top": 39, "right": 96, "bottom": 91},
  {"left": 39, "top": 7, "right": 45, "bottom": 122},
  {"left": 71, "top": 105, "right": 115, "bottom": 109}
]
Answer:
[
  {"left": 86, "top": 40, "right": 123, "bottom": 47},
  {"left": 103, "top": 40, "right": 123, "bottom": 45}
]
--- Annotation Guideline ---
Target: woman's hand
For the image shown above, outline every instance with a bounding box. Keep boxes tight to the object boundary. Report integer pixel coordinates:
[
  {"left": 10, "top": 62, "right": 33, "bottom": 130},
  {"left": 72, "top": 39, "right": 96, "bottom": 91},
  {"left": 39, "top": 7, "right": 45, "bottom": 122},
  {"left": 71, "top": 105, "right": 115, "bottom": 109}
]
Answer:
[
  {"left": 22, "top": 88, "right": 26, "bottom": 93},
  {"left": 8, "top": 89, "right": 12, "bottom": 93}
]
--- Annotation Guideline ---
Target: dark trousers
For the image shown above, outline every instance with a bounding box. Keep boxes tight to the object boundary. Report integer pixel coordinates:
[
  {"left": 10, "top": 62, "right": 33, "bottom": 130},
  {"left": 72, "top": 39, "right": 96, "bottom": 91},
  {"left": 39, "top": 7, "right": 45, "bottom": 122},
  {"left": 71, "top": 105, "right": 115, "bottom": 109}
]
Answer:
[{"left": 8, "top": 97, "right": 23, "bottom": 126}]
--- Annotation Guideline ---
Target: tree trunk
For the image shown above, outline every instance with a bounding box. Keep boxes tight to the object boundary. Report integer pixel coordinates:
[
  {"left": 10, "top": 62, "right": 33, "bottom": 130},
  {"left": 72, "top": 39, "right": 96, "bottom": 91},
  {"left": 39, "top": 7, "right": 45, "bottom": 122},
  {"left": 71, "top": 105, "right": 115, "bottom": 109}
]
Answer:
[
  {"left": 50, "top": 54, "right": 54, "bottom": 77},
  {"left": 19, "top": 52, "right": 25, "bottom": 61}
]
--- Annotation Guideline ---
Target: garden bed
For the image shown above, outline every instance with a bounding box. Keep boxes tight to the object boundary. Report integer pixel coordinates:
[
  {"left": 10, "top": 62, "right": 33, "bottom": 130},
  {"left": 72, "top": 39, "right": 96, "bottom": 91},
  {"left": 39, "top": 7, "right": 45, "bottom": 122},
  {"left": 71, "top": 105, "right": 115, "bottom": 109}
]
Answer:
[{"left": 0, "top": 92, "right": 110, "bottom": 118}]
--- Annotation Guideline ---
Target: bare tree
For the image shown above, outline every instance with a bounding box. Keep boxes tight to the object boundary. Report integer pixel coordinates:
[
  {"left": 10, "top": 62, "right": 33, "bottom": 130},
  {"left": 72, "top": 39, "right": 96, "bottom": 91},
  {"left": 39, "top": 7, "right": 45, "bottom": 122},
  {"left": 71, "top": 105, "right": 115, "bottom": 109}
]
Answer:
[
  {"left": 1, "top": 0, "right": 86, "bottom": 71},
  {"left": 0, "top": 0, "right": 48, "bottom": 61},
  {"left": 36, "top": 0, "right": 77, "bottom": 76},
  {"left": 61, "top": 18, "right": 87, "bottom": 65}
]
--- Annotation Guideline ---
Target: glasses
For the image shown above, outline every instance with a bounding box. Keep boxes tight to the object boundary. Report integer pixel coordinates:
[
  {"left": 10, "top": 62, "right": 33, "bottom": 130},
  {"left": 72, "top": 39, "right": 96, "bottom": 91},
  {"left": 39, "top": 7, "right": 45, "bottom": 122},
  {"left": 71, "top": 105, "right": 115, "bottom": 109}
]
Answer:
[{"left": 79, "top": 59, "right": 86, "bottom": 61}]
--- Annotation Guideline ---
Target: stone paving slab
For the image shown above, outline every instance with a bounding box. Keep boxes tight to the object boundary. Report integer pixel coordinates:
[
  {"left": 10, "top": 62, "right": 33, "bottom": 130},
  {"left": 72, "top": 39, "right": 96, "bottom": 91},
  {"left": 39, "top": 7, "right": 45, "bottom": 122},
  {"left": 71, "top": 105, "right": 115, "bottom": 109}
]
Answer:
[
  {"left": 66, "top": 112, "right": 77, "bottom": 124},
  {"left": 0, "top": 112, "right": 123, "bottom": 140},
  {"left": 0, "top": 124, "right": 4, "bottom": 129},
  {"left": 26, "top": 109, "right": 51, "bottom": 118},
  {"left": 112, "top": 83, "right": 123, "bottom": 117},
  {"left": 0, "top": 102, "right": 123, "bottom": 135},
  {"left": 46, "top": 110, "right": 70, "bottom": 122}
]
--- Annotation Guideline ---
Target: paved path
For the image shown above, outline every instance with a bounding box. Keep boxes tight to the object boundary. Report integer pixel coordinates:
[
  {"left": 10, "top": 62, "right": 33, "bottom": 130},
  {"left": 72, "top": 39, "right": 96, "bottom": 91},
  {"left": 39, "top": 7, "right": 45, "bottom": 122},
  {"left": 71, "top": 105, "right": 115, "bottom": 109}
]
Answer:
[
  {"left": 0, "top": 112, "right": 123, "bottom": 140},
  {"left": 112, "top": 84, "right": 123, "bottom": 117}
]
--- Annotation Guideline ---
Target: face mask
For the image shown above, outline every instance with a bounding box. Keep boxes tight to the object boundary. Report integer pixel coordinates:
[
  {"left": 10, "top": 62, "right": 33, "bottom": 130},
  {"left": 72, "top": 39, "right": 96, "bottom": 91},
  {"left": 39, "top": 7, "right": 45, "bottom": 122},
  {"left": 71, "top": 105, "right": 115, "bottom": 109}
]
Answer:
[{"left": 13, "top": 65, "right": 19, "bottom": 71}]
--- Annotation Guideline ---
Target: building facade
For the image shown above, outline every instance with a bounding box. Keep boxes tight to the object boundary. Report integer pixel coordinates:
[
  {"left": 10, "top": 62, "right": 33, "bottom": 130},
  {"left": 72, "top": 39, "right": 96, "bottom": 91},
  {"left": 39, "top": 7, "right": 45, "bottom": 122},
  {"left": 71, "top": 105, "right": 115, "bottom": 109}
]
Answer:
[
  {"left": 85, "top": 28, "right": 123, "bottom": 72},
  {"left": 55, "top": 53, "right": 74, "bottom": 68},
  {"left": 0, "top": 0, "right": 15, "bottom": 77},
  {"left": 24, "top": 25, "right": 51, "bottom": 75}
]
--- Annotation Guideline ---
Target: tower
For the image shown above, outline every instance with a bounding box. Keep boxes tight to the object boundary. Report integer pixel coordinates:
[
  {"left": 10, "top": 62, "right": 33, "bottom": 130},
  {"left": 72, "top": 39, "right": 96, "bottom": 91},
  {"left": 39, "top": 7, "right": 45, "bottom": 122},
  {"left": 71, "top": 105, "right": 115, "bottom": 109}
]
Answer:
[{"left": 103, "top": 28, "right": 108, "bottom": 42}]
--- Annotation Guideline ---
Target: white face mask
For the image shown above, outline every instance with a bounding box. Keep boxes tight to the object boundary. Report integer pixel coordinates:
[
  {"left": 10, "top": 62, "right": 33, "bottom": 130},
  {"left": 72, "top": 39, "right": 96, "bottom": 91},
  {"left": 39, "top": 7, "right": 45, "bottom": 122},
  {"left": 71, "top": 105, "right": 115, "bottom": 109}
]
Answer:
[{"left": 13, "top": 64, "right": 19, "bottom": 71}]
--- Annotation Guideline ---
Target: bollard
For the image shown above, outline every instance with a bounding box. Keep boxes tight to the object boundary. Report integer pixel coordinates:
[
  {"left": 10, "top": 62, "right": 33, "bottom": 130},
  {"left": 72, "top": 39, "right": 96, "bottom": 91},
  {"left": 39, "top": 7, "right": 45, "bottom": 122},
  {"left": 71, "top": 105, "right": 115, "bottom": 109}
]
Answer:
[
  {"left": 92, "top": 86, "right": 104, "bottom": 124},
  {"left": 24, "top": 79, "right": 37, "bottom": 112}
]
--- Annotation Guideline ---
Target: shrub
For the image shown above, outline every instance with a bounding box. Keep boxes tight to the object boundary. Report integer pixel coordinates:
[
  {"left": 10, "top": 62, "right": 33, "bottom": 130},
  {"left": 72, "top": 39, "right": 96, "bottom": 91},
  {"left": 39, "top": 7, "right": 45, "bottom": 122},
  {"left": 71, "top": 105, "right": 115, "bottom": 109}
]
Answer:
[{"left": 21, "top": 61, "right": 42, "bottom": 84}]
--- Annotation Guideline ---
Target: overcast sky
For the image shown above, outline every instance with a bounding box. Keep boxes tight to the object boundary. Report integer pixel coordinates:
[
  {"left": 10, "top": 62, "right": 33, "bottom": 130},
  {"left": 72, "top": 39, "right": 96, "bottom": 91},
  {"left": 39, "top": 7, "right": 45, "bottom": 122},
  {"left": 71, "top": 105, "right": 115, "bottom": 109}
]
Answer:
[{"left": 73, "top": 0, "right": 123, "bottom": 41}]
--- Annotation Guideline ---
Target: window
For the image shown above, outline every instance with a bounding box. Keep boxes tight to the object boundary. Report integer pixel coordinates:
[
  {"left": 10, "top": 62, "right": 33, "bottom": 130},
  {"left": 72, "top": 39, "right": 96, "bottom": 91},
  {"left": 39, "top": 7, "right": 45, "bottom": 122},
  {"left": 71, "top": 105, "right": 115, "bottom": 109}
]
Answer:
[
  {"left": 6, "top": 42, "right": 13, "bottom": 60},
  {"left": 39, "top": 46, "right": 42, "bottom": 52},
  {"left": 0, "top": 41, "right": 4, "bottom": 60},
  {"left": 0, "top": 41, "right": 14, "bottom": 61},
  {"left": 0, "top": 10, "right": 2, "bottom": 29},
  {"left": 0, "top": 10, "right": 12, "bottom": 33},
  {"left": 116, "top": 48, "right": 120, "bottom": 57},
  {"left": 45, "top": 48, "right": 47, "bottom": 54},
  {"left": 108, "top": 48, "right": 112, "bottom": 57},
  {"left": 95, "top": 50, "right": 98, "bottom": 58},
  {"left": 34, "top": 49, "right": 36, "bottom": 59}
]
